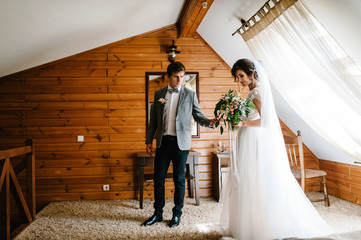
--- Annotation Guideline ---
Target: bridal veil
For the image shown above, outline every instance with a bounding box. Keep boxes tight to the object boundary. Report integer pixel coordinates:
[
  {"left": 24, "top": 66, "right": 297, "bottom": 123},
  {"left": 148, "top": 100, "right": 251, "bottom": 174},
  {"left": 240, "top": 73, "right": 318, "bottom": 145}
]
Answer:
[{"left": 216, "top": 59, "right": 333, "bottom": 239}]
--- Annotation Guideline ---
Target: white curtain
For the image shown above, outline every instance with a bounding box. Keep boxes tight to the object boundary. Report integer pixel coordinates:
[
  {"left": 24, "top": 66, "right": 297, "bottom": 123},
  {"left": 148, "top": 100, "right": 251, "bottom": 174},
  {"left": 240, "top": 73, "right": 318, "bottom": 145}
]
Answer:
[{"left": 246, "top": 0, "right": 361, "bottom": 161}]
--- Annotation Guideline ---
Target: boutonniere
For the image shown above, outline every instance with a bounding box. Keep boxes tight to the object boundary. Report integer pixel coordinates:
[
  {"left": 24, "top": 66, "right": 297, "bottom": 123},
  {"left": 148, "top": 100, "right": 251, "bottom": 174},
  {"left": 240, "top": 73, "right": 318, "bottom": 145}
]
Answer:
[{"left": 158, "top": 98, "right": 167, "bottom": 105}]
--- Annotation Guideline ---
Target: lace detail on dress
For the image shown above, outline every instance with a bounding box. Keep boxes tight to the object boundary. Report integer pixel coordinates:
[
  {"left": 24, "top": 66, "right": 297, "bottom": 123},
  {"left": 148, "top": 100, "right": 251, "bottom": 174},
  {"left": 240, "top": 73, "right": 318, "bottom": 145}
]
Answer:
[
  {"left": 248, "top": 87, "right": 262, "bottom": 101},
  {"left": 243, "top": 87, "right": 262, "bottom": 121}
]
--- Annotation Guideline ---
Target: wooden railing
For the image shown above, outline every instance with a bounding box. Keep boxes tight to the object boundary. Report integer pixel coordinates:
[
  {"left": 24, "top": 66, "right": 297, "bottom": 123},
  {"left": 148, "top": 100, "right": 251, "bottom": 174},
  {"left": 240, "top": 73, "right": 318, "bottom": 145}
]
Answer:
[{"left": 0, "top": 139, "right": 36, "bottom": 240}]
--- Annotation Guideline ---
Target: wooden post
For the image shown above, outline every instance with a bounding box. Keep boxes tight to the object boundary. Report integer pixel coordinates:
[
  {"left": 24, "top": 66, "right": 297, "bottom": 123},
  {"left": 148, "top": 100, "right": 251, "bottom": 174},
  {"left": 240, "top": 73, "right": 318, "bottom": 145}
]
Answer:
[
  {"left": 0, "top": 158, "right": 10, "bottom": 240},
  {"left": 297, "top": 130, "right": 305, "bottom": 191},
  {"left": 25, "top": 139, "right": 36, "bottom": 220}
]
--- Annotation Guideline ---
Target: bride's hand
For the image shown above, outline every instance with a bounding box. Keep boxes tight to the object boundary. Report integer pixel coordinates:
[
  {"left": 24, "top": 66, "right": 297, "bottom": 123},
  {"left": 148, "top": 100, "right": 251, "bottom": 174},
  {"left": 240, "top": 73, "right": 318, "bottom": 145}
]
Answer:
[{"left": 233, "top": 121, "right": 245, "bottom": 127}]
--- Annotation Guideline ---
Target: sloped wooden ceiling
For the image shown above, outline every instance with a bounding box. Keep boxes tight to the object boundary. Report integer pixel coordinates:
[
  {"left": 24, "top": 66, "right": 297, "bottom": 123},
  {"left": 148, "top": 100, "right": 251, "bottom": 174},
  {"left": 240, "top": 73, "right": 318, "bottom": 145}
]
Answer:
[{"left": 178, "top": 0, "right": 214, "bottom": 37}]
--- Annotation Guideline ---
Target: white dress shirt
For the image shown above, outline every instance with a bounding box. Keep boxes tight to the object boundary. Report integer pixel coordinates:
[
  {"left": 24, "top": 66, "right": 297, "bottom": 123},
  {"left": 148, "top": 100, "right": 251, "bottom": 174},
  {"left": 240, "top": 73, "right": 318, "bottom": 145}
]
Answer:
[{"left": 163, "top": 85, "right": 181, "bottom": 136}]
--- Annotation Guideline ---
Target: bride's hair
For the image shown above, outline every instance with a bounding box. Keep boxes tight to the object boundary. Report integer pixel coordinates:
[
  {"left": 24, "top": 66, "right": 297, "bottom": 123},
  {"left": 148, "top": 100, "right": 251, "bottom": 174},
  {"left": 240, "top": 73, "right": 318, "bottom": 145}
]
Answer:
[{"left": 231, "top": 58, "right": 259, "bottom": 80}]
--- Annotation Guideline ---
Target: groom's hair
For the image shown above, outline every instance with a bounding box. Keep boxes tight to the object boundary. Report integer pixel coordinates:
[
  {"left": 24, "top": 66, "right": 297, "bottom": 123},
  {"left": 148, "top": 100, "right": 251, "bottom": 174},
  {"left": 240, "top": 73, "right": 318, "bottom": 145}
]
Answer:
[{"left": 167, "top": 62, "right": 185, "bottom": 76}]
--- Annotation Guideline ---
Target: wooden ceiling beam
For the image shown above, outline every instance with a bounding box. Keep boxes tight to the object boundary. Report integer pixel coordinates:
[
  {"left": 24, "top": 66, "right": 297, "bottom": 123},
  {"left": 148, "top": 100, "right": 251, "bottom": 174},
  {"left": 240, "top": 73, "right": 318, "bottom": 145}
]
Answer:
[{"left": 177, "top": 0, "right": 214, "bottom": 37}]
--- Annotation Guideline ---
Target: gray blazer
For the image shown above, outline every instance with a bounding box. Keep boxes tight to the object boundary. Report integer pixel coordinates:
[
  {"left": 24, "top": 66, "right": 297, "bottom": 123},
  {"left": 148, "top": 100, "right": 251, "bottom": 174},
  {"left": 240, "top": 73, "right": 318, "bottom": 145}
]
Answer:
[{"left": 146, "top": 85, "right": 212, "bottom": 150}]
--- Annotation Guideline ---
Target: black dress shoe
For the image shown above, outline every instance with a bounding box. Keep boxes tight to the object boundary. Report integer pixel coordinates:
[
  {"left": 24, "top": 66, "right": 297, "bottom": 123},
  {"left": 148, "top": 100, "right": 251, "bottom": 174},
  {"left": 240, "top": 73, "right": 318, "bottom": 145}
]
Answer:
[
  {"left": 168, "top": 216, "right": 181, "bottom": 228},
  {"left": 142, "top": 215, "right": 163, "bottom": 226}
]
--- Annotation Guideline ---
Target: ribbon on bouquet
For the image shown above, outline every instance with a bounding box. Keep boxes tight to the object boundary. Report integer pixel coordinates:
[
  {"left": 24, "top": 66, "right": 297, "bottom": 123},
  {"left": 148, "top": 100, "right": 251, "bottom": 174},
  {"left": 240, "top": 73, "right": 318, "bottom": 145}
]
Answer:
[{"left": 228, "top": 126, "right": 241, "bottom": 188}]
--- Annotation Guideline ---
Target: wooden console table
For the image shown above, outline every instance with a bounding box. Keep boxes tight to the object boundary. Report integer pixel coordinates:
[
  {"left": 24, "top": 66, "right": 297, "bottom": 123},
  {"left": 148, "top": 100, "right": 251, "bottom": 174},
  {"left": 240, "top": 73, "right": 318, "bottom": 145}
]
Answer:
[
  {"left": 137, "top": 151, "right": 200, "bottom": 209},
  {"left": 212, "top": 151, "right": 230, "bottom": 201}
]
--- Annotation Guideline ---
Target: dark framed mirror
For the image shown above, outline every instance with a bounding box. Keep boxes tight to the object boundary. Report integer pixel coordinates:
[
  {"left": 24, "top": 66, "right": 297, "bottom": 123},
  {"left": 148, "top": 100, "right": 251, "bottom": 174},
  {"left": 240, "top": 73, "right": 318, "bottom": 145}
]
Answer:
[{"left": 145, "top": 72, "right": 200, "bottom": 138}]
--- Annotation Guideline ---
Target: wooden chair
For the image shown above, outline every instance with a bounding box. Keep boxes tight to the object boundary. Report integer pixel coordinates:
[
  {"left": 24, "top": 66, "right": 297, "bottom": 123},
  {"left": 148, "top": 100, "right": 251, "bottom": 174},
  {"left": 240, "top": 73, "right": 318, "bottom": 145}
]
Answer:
[{"left": 283, "top": 130, "right": 330, "bottom": 206}]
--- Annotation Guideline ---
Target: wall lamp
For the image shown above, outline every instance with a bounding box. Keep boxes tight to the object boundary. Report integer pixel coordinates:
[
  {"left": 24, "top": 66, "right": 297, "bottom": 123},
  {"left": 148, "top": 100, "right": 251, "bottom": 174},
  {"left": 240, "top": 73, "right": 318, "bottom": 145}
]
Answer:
[{"left": 166, "top": 40, "right": 180, "bottom": 62}]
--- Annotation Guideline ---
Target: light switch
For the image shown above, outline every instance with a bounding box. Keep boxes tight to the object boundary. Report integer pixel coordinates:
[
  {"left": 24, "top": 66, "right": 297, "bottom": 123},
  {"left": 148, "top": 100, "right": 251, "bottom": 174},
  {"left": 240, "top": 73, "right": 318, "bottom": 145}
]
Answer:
[{"left": 77, "top": 136, "right": 84, "bottom": 142}]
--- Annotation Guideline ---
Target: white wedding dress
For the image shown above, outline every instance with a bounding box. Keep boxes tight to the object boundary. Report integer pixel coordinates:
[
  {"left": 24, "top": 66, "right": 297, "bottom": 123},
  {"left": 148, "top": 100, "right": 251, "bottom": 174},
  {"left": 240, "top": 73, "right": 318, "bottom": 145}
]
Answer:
[{"left": 217, "top": 60, "right": 333, "bottom": 240}]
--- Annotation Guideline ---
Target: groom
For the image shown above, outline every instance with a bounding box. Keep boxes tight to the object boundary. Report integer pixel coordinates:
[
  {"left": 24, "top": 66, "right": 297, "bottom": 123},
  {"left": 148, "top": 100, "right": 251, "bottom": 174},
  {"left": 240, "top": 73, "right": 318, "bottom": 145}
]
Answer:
[{"left": 143, "top": 61, "right": 217, "bottom": 228}]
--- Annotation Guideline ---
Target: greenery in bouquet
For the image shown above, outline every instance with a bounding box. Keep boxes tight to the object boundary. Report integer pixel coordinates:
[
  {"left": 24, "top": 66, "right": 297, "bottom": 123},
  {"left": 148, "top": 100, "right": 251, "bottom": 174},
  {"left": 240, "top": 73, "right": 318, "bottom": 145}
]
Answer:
[{"left": 214, "top": 89, "right": 255, "bottom": 134}]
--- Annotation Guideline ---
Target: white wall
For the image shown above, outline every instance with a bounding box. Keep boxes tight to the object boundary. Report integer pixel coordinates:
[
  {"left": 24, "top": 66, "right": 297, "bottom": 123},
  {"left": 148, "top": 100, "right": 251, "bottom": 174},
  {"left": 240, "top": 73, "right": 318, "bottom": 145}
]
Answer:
[
  {"left": 0, "top": 0, "right": 185, "bottom": 77},
  {"left": 198, "top": 0, "right": 361, "bottom": 164}
]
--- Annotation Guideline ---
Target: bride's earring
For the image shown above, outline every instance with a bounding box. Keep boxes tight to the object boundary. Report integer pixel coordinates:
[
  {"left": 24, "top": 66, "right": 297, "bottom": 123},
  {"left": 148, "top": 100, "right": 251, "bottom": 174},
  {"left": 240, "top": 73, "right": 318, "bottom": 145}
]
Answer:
[
  {"left": 252, "top": 80, "right": 256, "bottom": 89},
  {"left": 238, "top": 80, "right": 244, "bottom": 92},
  {"left": 251, "top": 75, "right": 258, "bottom": 89},
  {"left": 235, "top": 78, "right": 244, "bottom": 92}
]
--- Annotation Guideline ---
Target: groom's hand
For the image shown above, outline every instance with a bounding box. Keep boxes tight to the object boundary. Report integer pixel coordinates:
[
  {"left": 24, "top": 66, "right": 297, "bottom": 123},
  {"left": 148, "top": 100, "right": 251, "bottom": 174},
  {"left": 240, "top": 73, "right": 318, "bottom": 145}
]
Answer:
[
  {"left": 146, "top": 144, "right": 153, "bottom": 156},
  {"left": 209, "top": 117, "right": 219, "bottom": 127}
]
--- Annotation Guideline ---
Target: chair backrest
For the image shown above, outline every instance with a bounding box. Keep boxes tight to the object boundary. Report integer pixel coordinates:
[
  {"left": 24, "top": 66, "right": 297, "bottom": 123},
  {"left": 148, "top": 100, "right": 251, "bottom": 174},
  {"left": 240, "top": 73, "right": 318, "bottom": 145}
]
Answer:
[{"left": 283, "top": 130, "right": 305, "bottom": 190}]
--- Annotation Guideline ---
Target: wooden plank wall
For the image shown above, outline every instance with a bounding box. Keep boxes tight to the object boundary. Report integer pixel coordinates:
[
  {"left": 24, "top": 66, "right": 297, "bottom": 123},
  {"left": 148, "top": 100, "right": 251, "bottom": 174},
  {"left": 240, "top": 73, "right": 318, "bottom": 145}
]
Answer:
[
  {"left": 0, "top": 25, "right": 321, "bottom": 209},
  {"left": 320, "top": 160, "right": 361, "bottom": 205}
]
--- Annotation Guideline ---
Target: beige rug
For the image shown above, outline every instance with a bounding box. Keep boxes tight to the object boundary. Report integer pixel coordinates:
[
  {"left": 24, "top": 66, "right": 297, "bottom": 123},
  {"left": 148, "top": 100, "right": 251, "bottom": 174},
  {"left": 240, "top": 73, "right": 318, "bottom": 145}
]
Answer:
[
  {"left": 16, "top": 197, "right": 221, "bottom": 240},
  {"left": 16, "top": 193, "right": 361, "bottom": 240}
]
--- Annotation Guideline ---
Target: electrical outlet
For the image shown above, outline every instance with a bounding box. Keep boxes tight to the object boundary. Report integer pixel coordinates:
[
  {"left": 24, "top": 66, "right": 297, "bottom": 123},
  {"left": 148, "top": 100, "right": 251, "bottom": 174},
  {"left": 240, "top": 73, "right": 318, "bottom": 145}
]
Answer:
[
  {"left": 77, "top": 136, "right": 84, "bottom": 142},
  {"left": 102, "top": 184, "right": 110, "bottom": 191}
]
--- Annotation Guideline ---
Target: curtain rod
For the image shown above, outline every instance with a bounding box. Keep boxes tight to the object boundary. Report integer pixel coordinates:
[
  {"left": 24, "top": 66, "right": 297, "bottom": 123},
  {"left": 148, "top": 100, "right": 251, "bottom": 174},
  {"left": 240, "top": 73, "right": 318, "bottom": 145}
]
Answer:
[
  {"left": 232, "top": 18, "right": 249, "bottom": 36},
  {"left": 232, "top": 0, "right": 278, "bottom": 36}
]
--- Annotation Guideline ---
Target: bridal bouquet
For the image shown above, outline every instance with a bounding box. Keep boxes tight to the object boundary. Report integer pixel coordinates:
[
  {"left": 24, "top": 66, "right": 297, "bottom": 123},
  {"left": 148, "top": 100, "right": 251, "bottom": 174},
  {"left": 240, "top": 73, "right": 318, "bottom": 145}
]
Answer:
[{"left": 214, "top": 89, "right": 255, "bottom": 134}]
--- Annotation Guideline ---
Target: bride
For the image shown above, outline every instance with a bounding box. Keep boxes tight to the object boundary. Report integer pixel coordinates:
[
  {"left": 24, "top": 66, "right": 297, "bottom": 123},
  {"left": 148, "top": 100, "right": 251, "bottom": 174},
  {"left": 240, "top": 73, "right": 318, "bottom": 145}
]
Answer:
[{"left": 217, "top": 58, "right": 333, "bottom": 239}]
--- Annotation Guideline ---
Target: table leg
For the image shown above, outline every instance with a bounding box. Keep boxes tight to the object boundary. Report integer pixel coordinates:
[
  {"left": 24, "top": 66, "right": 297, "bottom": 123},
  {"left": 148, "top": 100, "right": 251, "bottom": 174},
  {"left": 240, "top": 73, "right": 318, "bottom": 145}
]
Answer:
[
  {"left": 188, "top": 158, "right": 194, "bottom": 199},
  {"left": 194, "top": 155, "right": 200, "bottom": 206},
  {"left": 139, "top": 157, "right": 145, "bottom": 209}
]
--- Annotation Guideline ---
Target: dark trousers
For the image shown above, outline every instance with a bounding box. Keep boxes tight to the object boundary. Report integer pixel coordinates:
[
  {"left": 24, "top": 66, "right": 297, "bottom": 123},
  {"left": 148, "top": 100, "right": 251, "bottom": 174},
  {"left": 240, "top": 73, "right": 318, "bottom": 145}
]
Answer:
[{"left": 153, "top": 135, "right": 189, "bottom": 218}]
